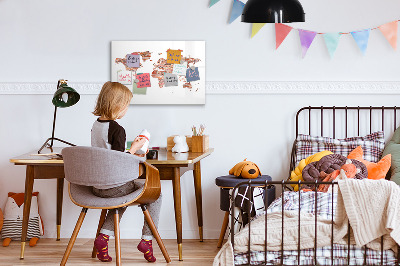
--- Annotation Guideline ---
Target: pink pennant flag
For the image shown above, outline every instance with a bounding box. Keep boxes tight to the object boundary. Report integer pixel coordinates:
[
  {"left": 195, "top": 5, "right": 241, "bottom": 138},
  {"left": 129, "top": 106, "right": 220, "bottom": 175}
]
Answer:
[
  {"left": 275, "top": 23, "right": 293, "bottom": 49},
  {"left": 378, "top": 21, "right": 398, "bottom": 50},
  {"left": 298, "top": 29, "right": 318, "bottom": 58}
]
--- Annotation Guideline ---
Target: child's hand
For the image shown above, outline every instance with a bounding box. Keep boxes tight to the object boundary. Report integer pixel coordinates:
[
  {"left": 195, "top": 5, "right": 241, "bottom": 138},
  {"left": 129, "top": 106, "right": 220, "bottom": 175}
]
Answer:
[
  {"left": 134, "top": 149, "right": 149, "bottom": 157},
  {"left": 129, "top": 137, "right": 147, "bottom": 155}
]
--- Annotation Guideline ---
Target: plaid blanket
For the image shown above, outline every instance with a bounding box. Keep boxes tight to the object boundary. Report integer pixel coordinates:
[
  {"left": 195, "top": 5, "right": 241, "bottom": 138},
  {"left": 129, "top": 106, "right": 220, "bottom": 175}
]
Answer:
[{"left": 234, "top": 191, "right": 397, "bottom": 265}]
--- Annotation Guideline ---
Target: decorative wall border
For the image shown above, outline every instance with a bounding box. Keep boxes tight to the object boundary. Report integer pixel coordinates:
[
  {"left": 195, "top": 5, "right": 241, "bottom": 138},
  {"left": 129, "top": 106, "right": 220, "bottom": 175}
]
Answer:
[{"left": 0, "top": 81, "right": 399, "bottom": 95}]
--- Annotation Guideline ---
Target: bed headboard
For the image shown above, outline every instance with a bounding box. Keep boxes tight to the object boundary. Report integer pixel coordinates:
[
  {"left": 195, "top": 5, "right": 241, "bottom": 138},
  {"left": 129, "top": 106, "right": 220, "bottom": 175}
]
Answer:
[{"left": 290, "top": 106, "right": 400, "bottom": 179}]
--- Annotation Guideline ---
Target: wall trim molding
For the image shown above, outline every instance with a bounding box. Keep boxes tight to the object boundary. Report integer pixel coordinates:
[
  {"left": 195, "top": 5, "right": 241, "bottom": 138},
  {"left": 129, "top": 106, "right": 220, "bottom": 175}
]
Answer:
[{"left": 1, "top": 81, "right": 400, "bottom": 95}]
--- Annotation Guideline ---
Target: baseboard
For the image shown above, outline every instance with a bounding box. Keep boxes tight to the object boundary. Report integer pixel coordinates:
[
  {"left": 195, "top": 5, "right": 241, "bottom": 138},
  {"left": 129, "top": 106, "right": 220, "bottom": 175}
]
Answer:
[{"left": 1, "top": 81, "right": 400, "bottom": 94}]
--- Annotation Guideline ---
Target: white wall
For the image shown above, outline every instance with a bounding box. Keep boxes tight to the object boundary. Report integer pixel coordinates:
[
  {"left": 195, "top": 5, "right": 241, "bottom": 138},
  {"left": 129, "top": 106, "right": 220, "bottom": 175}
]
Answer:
[{"left": 1, "top": 0, "right": 400, "bottom": 239}]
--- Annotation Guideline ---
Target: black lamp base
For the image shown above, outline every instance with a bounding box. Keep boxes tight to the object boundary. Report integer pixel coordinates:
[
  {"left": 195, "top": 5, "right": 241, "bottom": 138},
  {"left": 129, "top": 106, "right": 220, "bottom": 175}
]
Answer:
[{"left": 38, "top": 137, "right": 76, "bottom": 154}]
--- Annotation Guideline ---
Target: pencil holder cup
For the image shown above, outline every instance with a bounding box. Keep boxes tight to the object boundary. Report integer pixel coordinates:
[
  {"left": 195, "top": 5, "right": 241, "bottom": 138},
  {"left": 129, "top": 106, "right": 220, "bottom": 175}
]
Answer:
[{"left": 191, "top": 135, "right": 209, "bottom": 153}]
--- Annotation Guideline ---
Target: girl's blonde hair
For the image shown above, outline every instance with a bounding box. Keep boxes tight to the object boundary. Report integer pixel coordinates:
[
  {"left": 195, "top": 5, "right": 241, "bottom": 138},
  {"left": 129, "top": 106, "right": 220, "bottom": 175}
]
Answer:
[{"left": 93, "top": 81, "right": 133, "bottom": 120}]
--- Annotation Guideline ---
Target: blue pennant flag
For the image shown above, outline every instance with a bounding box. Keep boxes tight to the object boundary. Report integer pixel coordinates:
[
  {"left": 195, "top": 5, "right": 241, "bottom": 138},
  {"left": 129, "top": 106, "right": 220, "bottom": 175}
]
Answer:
[
  {"left": 323, "top": 33, "right": 341, "bottom": 58},
  {"left": 229, "top": 0, "right": 245, "bottom": 23},
  {"left": 209, "top": 0, "right": 221, "bottom": 7},
  {"left": 351, "top": 29, "right": 371, "bottom": 55}
]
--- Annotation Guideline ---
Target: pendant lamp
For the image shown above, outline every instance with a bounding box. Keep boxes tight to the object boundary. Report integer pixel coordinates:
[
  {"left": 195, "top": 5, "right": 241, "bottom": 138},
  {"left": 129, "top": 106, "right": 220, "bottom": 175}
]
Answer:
[
  {"left": 38, "top": 79, "right": 80, "bottom": 154},
  {"left": 241, "top": 0, "right": 305, "bottom": 23}
]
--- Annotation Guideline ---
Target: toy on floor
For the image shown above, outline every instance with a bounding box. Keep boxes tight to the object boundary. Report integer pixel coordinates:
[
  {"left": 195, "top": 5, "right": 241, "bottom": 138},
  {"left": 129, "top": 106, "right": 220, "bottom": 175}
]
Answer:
[
  {"left": 172, "top": 135, "right": 189, "bottom": 153},
  {"left": 1, "top": 192, "right": 44, "bottom": 247},
  {"left": 229, "top": 159, "right": 261, "bottom": 179}
]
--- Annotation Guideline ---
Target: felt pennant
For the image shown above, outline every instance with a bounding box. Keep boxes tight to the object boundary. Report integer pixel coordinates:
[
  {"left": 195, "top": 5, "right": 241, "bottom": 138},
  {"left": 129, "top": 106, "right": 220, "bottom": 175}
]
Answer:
[
  {"left": 378, "top": 21, "right": 398, "bottom": 50},
  {"left": 323, "top": 33, "right": 341, "bottom": 58},
  {"left": 251, "top": 23, "right": 266, "bottom": 38},
  {"left": 209, "top": 0, "right": 220, "bottom": 7},
  {"left": 275, "top": 23, "right": 293, "bottom": 49},
  {"left": 298, "top": 29, "right": 317, "bottom": 58},
  {"left": 351, "top": 29, "right": 370, "bottom": 55},
  {"left": 229, "top": 0, "right": 245, "bottom": 24}
]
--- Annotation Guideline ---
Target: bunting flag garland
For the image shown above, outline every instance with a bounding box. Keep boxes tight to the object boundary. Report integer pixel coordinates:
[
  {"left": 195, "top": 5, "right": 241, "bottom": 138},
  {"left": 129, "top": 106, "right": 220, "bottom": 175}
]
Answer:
[
  {"left": 251, "top": 23, "right": 266, "bottom": 38},
  {"left": 209, "top": 0, "right": 220, "bottom": 7},
  {"left": 323, "top": 33, "right": 341, "bottom": 58},
  {"left": 275, "top": 23, "right": 293, "bottom": 49},
  {"left": 378, "top": 21, "right": 398, "bottom": 50},
  {"left": 229, "top": 0, "right": 245, "bottom": 24},
  {"left": 298, "top": 30, "right": 317, "bottom": 58},
  {"left": 351, "top": 29, "right": 370, "bottom": 55},
  {"left": 211, "top": 4, "right": 400, "bottom": 58}
]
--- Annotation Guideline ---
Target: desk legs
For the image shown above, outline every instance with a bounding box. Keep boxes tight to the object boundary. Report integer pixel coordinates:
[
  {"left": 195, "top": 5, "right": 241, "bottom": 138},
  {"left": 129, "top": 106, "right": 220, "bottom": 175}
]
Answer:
[
  {"left": 56, "top": 178, "right": 64, "bottom": 241},
  {"left": 193, "top": 161, "right": 203, "bottom": 242},
  {"left": 20, "top": 165, "right": 34, "bottom": 259},
  {"left": 172, "top": 167, "right": 183, "bottom": 261}
]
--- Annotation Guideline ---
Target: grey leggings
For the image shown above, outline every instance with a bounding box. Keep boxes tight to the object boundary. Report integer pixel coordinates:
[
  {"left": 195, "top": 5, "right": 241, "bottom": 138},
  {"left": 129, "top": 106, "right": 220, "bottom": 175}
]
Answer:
[{"left": 92, "top": 180, "right": 162, "bottom": 240}]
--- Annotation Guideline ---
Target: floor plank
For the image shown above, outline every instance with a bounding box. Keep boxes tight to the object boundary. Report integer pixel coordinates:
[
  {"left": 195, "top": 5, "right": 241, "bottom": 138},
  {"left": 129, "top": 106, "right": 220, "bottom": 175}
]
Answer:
[{"left": 0, "top": 239, "right": 221, "bottom": 265}]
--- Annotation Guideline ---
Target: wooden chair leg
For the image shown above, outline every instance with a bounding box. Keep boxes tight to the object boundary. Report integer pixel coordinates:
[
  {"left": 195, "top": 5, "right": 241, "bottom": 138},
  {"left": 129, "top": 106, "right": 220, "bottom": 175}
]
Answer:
[
  {"left": 141, "top": 205, "right": 171, "bottom": 263},
  {"left": 217, "top": 211, "right": 230, "bottom": 248},
  {"left": 91, "top": 209, "right": 108, "bottom": 258},
  {"left": 114, "top": 210, "right": 121, "bottom": 266},
  {"left": 60, "top": 208, "right": 88, "bottom": 266}
]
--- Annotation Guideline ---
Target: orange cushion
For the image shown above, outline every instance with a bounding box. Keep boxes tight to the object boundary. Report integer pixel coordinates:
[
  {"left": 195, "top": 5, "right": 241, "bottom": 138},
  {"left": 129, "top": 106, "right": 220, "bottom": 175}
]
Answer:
[{"left": 347, "top": 146, "right": 391, "bottom": 180}]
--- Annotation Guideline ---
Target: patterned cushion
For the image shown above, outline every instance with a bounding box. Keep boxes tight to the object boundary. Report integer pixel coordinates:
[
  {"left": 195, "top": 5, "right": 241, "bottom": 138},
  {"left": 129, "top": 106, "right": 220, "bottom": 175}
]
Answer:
[{"left": 295, "top": 131, "right": 385, "bottom": 166}]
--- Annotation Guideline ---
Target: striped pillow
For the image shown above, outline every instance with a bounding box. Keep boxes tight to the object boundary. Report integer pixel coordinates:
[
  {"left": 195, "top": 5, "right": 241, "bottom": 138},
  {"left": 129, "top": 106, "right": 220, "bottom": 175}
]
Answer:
[{"left": 294, "top": 131, "right": 385, "bottom": 166}]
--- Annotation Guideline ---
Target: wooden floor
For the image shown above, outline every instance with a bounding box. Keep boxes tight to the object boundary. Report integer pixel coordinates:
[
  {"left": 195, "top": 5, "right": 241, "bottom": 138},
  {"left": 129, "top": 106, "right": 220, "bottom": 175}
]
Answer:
[{"left": 0, "top": 239, "right": 221, "bottom": 265}]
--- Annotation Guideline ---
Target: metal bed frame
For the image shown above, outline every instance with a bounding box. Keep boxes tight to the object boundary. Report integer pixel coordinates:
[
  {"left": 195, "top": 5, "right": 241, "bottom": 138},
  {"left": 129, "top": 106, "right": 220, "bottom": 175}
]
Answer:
[{"left": 230, "top": 106, "right": 400, "bottom": 266}]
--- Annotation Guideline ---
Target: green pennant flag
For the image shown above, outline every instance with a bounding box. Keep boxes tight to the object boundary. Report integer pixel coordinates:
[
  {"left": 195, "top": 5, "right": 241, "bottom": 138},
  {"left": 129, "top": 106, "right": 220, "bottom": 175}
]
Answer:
[
  {"left": 323, "top": 33, "right": 341, "bottom": 58},
  {"left": 209, "top": 0, "right": 220, "bottom": 7}
]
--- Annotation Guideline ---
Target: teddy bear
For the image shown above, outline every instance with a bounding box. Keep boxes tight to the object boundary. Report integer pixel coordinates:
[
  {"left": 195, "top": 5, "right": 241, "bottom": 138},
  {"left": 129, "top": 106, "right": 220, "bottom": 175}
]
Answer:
[
  {"left": 1, "top": 192, "right": 44, "bottom": 247},
  {"left": 229, "top": 159, "right": 261, "bottom": 179},
  {"left": 172, "top": 135, "right": 189, "bottom": 153}
]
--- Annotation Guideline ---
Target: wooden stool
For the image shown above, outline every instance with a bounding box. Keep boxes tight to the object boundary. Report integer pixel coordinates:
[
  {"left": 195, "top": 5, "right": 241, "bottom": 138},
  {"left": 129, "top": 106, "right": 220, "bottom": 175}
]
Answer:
[{"left": 215, "top": 175, "right": 275, "bottom": 248}]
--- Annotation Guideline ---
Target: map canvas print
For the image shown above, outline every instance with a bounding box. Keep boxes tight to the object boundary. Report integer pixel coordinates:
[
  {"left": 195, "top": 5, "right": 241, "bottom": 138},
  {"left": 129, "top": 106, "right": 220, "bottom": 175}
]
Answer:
[{"left": 112, "top": 41, "right": 205, "bottom": 105}]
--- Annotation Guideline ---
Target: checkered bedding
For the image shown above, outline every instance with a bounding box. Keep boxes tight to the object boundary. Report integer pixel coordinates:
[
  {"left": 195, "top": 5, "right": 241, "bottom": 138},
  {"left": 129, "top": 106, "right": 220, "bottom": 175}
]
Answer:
[
  {"left": 294, "top": 131, "right": 385, "bottom": 166},
  {"left": 234, "top": 191, "right": 397, "bottom": 265}
]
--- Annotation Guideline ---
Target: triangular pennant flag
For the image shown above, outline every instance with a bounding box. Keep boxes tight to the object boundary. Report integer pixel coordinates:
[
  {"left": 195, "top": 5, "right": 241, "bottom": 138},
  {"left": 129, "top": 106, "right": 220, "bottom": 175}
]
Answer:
[
  {"left": 378, "top": 21, "right": 398, "bottom": 50},
  {"left": 209, "top": 0, "right": 220, "bottom": 7},
  {"left": 298, "top": 29, "right": 317, "bottom": 58},
  {"left": 229, "top": 0, "right": 245, "bottom": 24},
  {"left": 351, "top": 29, "right": 370, "bottom": 55},
  {"left": 275, "top": 23, "right": 293, "bottom": 49},
  {"left": 251, "top": 23, "right": 266, "bottom": 38},
  {"left": 323, "top": 33, "right": 341, "bottom": 58}
]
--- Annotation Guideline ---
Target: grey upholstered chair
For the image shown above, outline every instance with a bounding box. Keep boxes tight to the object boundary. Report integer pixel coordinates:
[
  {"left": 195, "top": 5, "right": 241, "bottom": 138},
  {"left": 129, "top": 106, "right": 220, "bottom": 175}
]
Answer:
[{"left": 60, "top": 146, "right": 171, "bottom": 265}]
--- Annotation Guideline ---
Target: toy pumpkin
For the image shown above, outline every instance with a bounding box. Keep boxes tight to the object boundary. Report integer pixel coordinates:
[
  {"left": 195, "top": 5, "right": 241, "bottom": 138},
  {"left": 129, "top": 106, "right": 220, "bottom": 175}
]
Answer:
[{"left": 229, "top": 159, "right": 261, "bottom": 179}]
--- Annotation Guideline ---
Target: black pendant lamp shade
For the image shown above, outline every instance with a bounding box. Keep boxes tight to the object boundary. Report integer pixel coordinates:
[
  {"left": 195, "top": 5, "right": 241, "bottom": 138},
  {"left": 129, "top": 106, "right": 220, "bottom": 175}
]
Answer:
[{"left": 241, "top": 0, "right": 305, "bottom": 23}]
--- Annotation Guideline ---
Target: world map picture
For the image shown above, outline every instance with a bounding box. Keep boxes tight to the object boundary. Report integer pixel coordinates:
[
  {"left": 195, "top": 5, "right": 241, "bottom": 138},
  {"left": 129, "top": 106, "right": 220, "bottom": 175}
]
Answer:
[{"left": 111, "top": 41, "right": 205, "bottom": 105}]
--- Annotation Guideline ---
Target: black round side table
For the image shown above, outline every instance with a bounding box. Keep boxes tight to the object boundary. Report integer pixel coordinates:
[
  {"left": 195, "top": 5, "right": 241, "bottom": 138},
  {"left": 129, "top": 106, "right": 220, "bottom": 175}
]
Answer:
[{"left": 215, "top": 175, "right": 275, "bottom": 248}]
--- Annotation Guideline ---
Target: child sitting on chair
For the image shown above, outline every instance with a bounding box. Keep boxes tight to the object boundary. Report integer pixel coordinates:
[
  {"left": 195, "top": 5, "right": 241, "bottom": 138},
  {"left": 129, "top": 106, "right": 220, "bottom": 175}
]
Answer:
[{"left": 91, "top": 81, "right": 162, "bottom": 263}]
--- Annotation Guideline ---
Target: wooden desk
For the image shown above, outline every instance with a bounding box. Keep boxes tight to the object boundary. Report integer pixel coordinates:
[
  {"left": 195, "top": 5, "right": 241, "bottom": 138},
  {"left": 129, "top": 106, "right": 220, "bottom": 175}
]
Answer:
[{"left": 10, "top": 147, "right": 213, "bottom": 261}]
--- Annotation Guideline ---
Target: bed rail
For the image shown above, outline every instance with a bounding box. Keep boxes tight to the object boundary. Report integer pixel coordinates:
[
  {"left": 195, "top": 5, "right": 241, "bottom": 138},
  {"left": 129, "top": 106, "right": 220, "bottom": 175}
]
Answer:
[
  {"left": 289, "top": 106, "right": 400, "bottom": 182},
  {"left": 230, "top": 180, "right": 400, "bottom": 266}
]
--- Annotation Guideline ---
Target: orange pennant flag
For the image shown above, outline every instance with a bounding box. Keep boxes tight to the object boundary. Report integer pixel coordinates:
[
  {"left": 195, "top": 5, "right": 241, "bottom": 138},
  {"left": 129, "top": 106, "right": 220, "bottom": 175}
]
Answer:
[
  {"left": 275, "top": 23, "right": 293, "bottom": 49},
  {"left": 378, "top": 21, "right": 398, "bottom": 50}
]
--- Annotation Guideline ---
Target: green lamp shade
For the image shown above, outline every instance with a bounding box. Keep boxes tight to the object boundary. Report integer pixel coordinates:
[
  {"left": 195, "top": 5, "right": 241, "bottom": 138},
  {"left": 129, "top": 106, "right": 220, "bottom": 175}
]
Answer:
[{"left": 52, "top": 84, "right": 80, "bottom": 108}]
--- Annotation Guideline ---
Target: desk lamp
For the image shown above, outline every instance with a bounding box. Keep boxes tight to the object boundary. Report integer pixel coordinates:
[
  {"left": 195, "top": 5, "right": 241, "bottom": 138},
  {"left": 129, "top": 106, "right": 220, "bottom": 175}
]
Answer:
[
  {"left": 241, "top": 0, "right": 305, "bottom": 23},
  {"left": 38, "top": 79, "right": 80, "bottom": 154}
]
